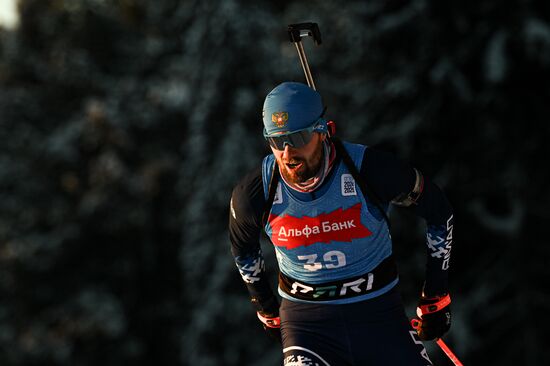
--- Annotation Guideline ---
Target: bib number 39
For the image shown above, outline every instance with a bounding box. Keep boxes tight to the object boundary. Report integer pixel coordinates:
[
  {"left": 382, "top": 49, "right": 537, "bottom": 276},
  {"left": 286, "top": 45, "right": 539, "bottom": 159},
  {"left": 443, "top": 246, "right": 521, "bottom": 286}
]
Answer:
[{"left": 297, "top": 251, "right": 346, "bottom": 271}]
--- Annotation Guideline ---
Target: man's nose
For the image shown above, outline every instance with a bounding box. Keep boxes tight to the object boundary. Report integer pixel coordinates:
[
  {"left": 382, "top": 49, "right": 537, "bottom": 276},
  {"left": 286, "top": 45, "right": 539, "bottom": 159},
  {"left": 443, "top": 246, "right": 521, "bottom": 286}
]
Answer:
[{"left": 282, "top": 144, "right": 293, "bottom": 160}]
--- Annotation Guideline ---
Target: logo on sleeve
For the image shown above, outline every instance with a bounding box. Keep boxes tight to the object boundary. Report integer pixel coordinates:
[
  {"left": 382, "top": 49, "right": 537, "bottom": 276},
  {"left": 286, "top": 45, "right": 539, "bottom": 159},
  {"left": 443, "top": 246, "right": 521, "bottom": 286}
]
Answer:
[{"left": 268, "top": 203, "right": 371, "bottom": 249}]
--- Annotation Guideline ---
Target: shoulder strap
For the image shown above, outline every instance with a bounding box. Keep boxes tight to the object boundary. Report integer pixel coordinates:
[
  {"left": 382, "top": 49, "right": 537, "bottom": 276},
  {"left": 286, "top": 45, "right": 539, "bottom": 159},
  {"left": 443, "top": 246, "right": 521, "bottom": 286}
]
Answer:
[
  {"left": 331, "top": 137, "right": 392, "bottom": 229},
  {"left": 261, "top": 138, "right": 391, "bottom": 230},
  {"left": 261, "top": 161, "right": 280, "bottom": 227}
]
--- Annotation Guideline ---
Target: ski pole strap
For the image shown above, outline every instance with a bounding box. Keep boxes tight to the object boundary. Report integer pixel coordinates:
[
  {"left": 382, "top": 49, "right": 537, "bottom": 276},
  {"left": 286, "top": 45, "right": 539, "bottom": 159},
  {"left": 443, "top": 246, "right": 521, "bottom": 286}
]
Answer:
[
  {"left": 417, "top": 294, "right": 451, "bottom": 316},
  {"left": 257, "top": 312, "right": 281, "bottom": 328}
]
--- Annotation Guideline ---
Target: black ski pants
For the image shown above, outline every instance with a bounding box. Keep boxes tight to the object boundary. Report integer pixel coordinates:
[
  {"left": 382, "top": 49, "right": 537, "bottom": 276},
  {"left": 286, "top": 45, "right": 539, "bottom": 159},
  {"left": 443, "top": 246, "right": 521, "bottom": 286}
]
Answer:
[{"left": 280, "top": 287, "right": 433, "bottom": 366}]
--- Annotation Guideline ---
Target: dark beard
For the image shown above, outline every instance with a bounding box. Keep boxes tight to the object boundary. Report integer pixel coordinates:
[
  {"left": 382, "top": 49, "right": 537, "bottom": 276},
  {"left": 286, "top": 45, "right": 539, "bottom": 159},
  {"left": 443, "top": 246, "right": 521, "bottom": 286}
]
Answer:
[
  {"left": 281, "top": 160, "right": 315, "bottom": 183},
  {"left": 280, "top": 143, "right": 324, "bottom": 184}
]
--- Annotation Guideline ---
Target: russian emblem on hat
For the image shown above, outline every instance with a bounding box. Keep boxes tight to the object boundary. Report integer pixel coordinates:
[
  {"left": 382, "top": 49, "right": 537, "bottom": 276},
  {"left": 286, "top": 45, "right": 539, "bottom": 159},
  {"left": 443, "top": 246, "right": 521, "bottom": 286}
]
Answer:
[{"left": 272, "top": 112, "right": 288, "bottom": 128}]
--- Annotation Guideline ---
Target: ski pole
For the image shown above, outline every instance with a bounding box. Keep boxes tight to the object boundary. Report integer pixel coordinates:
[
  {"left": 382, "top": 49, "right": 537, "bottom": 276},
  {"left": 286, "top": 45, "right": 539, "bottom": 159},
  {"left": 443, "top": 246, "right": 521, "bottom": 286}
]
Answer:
[
  {"left": 287, "top": 22, "right": 322, "bottom": 90},
  {"left": 435, "top": 338, "right": 464, "bottom": 366},
  {"left": 411, "top": 319, "right": 464, "bottom": 366}
]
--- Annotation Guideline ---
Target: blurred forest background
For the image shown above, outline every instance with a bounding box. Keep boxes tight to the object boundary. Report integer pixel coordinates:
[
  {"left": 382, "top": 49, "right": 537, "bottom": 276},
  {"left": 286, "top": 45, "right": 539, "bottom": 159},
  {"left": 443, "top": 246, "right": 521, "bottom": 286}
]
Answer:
[{"left": 1, "top": 0, "right": 549, "bottom": 365}]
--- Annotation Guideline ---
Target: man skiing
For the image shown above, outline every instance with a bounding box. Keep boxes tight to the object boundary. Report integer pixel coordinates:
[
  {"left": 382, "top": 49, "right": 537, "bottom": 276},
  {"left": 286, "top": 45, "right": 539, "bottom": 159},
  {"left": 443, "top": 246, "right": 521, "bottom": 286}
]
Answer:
[{"left": 229, "top": 81, "right": 454, "bottom": 365}]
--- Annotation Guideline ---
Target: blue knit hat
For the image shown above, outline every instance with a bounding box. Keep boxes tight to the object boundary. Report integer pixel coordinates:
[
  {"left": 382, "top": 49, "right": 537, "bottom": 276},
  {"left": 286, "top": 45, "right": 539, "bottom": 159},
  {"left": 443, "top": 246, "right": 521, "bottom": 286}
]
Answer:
[{"left": 262, "top": 82, "right": 327, "bottom": 137}]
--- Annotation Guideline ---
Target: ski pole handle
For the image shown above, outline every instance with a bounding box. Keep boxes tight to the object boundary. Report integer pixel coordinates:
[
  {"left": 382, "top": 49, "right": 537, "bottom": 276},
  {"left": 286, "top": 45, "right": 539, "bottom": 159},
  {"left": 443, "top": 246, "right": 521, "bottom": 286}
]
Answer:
[{"left": 411, "top": 319, "right": 464, "bottom": 366}]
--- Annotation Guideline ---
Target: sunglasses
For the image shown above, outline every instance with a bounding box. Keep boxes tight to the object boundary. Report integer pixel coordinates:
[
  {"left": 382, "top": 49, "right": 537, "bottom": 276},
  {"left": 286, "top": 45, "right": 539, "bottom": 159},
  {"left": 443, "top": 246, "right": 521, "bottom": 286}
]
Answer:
[
  {"left": 264, "top": 126, "right": 318, "bottom": 150},
  {"left": 265, "top": 121, "right": 327, "bottom": 150}
]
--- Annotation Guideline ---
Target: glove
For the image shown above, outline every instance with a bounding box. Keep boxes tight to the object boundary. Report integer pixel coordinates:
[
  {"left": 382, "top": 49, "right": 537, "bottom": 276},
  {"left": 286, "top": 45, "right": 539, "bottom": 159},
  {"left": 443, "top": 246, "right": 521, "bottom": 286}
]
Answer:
[
  {"left": 415, "top": 293, "right": 451, "bottom": 341},
  {"left": 257, "top": 311, "right": 282, "bottom": 344}
]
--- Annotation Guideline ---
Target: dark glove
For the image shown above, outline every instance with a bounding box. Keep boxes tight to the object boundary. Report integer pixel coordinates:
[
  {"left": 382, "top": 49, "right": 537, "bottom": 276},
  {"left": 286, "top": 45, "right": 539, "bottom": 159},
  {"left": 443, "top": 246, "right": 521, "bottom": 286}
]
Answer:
[
  {"left": 257, "top": 311, "right": 282, "bottom": 344},
  {"left": 415, "top": 293, "right": 451, "bottom": 341}
]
